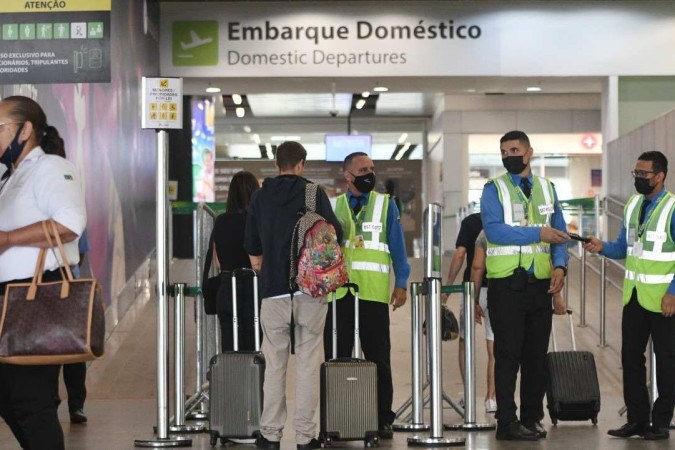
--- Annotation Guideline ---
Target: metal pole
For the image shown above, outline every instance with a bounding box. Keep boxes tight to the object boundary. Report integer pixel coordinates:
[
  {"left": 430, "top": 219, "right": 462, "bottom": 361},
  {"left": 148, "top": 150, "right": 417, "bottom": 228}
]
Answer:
[
  {"left": 578, "top": 205, "right": 587, "bottom": 327},
  {"left": 594, "top": 195, "right": 601, "bottom": 239},
  {"left": 649, "top": 339, "right": 657, "bottom": 410},
  {"left": 446, "top": 282, "right": 495, "bottom": 431},
  {"left": 186, "top": 206, "right": 207, "bottom": 421},
  {"left": 409, "top": 204, "right": 464, "bottom": 447},
  {"left": 598, "top": 256, "right": 607, "bottom": 347},
  {"left": 393, "top": 282, "right": 429, "bottom": 431},
  {"left": 135, "top": 131, "right": 191, "bottom": 447},
  {"left": 170, "top": 284, "right": 206, "bottom": 433}
]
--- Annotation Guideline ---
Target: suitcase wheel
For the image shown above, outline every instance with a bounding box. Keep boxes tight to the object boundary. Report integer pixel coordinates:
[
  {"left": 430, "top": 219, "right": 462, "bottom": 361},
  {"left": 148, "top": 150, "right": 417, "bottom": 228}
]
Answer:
[
  {"left": 365, "top": 435, "right": 380, "bottom": 447},
  {"left": 323, "top": 437, "right": 333, "bottom": 447},
  {"left": 592, "top": 416, "right": 598, "bottom": 425},
  {"left": 209, "top": 432, "right": 218, "bottom": 447},
  {"left": 551, "top": 418, "right": 558, "bottom": 426}
]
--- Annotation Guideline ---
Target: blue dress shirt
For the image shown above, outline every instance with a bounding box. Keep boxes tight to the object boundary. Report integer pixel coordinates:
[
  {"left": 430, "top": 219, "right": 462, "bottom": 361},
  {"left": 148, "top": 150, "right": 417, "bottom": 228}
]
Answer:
[
  {"left": 481, "top": 172, "right": 569, "bottom": 272},
  {"left": 346, "top": 191, "right": 411, "bottom": 289},
  {"left": 601, "top": 188, "right": 675, "bottom": 295}
]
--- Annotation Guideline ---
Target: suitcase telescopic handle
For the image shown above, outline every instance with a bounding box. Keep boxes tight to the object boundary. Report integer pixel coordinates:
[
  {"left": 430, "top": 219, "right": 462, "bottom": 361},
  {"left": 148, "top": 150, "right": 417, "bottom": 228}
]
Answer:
[
  {"left": 330, "top": 282, "right": 362, "bottom": 360},
  {"left": 551, "top": 309, "right": 576, "bottom": 352},
  {"left": 230, "top": 268, "right": 260, "bottom": 352}
]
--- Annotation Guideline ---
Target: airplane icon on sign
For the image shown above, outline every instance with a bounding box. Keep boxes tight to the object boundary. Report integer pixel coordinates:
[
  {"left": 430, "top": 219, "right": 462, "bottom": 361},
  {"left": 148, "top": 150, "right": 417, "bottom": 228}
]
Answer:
[{"left": 180, "top": 30, "right": 213, "bottom": 50}]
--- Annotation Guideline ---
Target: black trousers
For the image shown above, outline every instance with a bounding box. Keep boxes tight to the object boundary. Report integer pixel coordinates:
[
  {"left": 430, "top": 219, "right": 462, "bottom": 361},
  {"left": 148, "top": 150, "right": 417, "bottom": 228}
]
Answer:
[
  {"left": 487, "top": 276, "right": 552, "bottom": 425},
  {"left": 62, "top": 362, "right": 87, "bottom": 411},
  {"left": 622, "top": 290, "right": 675, "bottom": 428},
  {"left": 0, "top": 270, "right": 65, "bottom": 449},
  {"left": 323, "top": 291, "right": 395, "bottom": 427}
]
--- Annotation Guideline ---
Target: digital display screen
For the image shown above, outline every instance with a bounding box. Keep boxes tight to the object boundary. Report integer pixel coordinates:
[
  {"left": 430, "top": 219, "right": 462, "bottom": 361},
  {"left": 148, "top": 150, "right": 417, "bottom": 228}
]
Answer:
[{"left": 325, "top": 134, "right": 372, "bottom": 162}]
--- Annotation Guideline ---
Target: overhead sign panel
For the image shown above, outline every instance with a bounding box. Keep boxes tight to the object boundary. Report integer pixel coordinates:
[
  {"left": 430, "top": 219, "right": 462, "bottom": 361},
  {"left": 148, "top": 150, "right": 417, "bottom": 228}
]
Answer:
[
  {"left": 160, "top": 1, "right": 675, "bottom": 77},
  {"left": 0, "top": 0, "right": 111, "bottom": 84}
]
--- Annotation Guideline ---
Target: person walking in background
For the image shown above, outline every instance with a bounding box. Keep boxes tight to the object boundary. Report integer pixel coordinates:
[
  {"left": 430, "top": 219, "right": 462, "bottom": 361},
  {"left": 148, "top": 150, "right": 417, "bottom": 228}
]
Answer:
[
  {"left": 245, "top": 142, "right": 342, "bottom": 450},
  {"left": 584, "top": 151, "right": 674, "bottom": 441},
  {"left": 0, "top": 95, "right": 86, "bottom": 449},
  {"left": 481, "top": 130, "right": 569, "bottom": 441},
  {"left": 210, "top": 170, "right": 260, "bottom": 352},
  {"left": 325, "top": 152, "right": 410, "bottom": 439},
  {"left": 442, "top": 213, "right": 496, "bottom": 413}
]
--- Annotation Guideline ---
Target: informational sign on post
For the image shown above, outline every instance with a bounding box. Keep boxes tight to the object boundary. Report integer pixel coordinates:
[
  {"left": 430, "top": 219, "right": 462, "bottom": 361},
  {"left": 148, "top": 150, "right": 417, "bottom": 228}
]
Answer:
[
  {"left": 141, "top": 77, "right": 183, "bottom": 129},
  {"left": 0, "top": 0, "right": 111, "bottom": 84}
]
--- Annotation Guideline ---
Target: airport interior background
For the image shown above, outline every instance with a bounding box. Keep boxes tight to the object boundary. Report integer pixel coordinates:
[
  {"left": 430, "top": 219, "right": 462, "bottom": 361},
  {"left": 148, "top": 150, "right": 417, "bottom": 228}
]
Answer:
[{"left": 1, "top": 0, "right": 675, "bottom": 448}]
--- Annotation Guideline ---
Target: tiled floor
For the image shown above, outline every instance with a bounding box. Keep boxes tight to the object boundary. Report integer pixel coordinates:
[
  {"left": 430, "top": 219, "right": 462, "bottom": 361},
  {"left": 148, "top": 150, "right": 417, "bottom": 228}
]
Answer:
[{"left": 0, "top": 258, "right": 671, "bottom": 449}]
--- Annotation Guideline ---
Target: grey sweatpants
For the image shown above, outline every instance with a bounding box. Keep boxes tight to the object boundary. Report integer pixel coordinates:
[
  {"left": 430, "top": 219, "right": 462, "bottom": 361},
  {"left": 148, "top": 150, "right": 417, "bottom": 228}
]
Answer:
[{"left": 259, "top": 293, "right": 327, "bottom": 445}]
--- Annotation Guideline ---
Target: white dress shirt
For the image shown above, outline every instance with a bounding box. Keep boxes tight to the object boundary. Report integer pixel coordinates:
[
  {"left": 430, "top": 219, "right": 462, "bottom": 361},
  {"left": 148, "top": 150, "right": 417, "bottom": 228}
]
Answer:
[{"left": 0, "top": 146, "right": 86, "bottom": 283}]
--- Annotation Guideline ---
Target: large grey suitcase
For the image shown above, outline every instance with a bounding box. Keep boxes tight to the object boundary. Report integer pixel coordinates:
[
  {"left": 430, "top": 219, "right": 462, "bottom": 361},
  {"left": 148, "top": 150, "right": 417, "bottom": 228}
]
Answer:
[
  {"left": 209, "top": 268, "right": 264, "bottom": 446},
  {"left": 546, "top": 310, "right": 600, "bottom": 425},
  {"left": 320, "top": 283, "right": 380, "bottom": 447}
]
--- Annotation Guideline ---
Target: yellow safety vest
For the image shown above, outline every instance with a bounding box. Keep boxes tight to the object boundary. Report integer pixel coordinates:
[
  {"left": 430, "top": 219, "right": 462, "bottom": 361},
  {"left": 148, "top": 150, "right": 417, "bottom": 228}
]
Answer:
[
  {"left": 485, "top": 173, "right": 555, "bottom": 279},
  {"left": 622, "top": 192, "right": 675, "bottom": 312},
  {"left": 334, "top": 192, "right": 391, "bottom": 303}
]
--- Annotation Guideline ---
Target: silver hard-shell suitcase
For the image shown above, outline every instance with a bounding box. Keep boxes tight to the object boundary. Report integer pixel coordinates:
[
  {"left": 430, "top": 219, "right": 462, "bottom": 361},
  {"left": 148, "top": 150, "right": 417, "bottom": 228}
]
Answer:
[
  {"left": 320, "top": 283, "right": 380, "bottom": 447},
  {"left": 209, "top": 268, "right": 264, "bottom": 446}
]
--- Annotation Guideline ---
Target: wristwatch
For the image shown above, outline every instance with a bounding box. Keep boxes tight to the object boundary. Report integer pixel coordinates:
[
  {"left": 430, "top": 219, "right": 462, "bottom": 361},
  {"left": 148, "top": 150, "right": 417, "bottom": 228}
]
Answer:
[{"left": 555, "top": 266, "right": 568, "bottom": 276}]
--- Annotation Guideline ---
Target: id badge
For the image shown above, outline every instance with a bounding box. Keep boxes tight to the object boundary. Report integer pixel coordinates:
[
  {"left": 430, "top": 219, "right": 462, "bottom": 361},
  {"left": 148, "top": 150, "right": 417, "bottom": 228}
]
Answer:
[
  {"left": 513, "top": 203, "right": 525, "bottom": 224},
  {"left": 627, "top": 228, "right": 636, "bottom": 244},
  {"left": 355, "top": 235, "right": 365, "bottom": 249},
  {"left": 633, "top": 241, "right": 643, "bottom": 257}
]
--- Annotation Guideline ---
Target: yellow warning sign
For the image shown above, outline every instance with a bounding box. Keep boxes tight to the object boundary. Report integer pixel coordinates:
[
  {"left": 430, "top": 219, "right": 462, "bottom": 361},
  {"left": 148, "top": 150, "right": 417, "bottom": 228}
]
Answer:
[
  {"left": 142, "top": 77, "right": 182, "bottom": 129},
  {"left": 160, "top": 79, "right": 169, "bottom": 88}
]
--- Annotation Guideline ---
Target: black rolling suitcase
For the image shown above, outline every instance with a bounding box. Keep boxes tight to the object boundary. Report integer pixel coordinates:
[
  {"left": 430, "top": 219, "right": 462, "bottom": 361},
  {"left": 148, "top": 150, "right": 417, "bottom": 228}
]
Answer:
[
  {"left": 320, "top": 283, "right": 380, "bottom": 448},
  {"left": 546, "top": 310, "right": 601, "bottom": 425},
  {"left": 209, "top": 268, "right": 264, "bottom": 446}
]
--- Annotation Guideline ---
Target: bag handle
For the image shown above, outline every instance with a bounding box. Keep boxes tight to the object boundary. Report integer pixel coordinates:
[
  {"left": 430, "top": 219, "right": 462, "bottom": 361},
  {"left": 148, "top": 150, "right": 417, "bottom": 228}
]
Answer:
[
  {"left": 305, "top": 183, "right": 318, "bottom": 212},
  {"left": 26, "top": 221, "right": 74, "bottom": 301}
]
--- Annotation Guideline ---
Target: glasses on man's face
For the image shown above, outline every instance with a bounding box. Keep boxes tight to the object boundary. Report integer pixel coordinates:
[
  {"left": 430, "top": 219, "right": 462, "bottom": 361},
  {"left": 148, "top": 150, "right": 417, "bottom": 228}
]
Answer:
[{"left": 631, "top": 169, "right": 657, "bottom": 179}]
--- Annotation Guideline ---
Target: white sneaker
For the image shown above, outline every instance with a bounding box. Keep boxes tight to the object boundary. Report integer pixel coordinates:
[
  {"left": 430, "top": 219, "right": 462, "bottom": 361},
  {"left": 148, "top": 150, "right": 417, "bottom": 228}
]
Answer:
[{"left": 484, "top": 398, "right": 497, "bottom": 413}]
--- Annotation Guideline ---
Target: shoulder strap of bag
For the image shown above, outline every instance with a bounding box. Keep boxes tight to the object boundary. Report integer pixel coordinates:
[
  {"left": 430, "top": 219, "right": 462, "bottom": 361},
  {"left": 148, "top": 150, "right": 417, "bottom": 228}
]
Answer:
[
  {"left": 305, "top": 183, "right": 318, "bottom": 213},
  {"left": 202, "top": 234, "right": 215, "bottom": 291},
  {"left": 48, "top": 220, "right": 74, "bottom": 280},
  {"left": 26, "top": 221, "right": 73, "bottom": 301}
]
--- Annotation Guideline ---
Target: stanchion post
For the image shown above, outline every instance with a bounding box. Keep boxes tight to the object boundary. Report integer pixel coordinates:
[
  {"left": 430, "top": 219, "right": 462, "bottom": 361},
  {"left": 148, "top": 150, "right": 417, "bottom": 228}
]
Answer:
[
  {"left": 170, "top": 284, "right": 206, "bottom": 433},
  {"left": 598, "top": 256, "right": 607, "bottom": 347},
  {"left": 135, "top": 130, "right": 191, "bottom": 447},
  {"left": 408, "top": 203, "right": 464, "bottom": 447},
  {"left": 578, "top": 205, "right": 587, "bottom": 327},
  {"left": 445, "top": 282, "right": 495, "bottom": 431},
  {"left": 393, "top": 282, "right": 429, "bottom": 432}
]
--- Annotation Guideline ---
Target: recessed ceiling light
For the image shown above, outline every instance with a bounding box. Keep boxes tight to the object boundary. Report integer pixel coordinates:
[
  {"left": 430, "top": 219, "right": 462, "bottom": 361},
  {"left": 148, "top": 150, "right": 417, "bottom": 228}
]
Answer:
[
  {"left": 205, "top": 85, "right": 221, "bottom": 93},
  {"left": 398, "top": 133, "right": 408, "bottom": 144},
  {"left": 395, "top": 142, "right": 412, "bottom": 160},
  {"left": 361, "top": 91, "right": 370, "bottom": 98},
  {"left": 355, "top": 99, "right": 366, "bottom": 109},
  {"left": 466, "top": 88, "right": 477, "bottom": 93},
  {"left": 373, "top": 86, "right": 389, "bottom": 92},
  {"left": 232, "top": 94, "right": 243, "bottom": 105},
  {"left": 243, "top": 125, "right": 251, "bottom": 133},
  {"left": 252, "top": 134, "right": 261, "bottom": 144},
  {"left": 235, "top": 107, "right": 245, "bottom": 118},
  {"left": 526, "top": 86, "right": 542, "bottom": 92}
]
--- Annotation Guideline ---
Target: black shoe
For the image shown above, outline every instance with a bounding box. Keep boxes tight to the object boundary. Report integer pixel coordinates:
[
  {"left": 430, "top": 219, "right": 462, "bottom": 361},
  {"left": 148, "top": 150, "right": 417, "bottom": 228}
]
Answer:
[
  {"left": 522, "top": 421, "right": 547, "bottom": 439},
  {"left": 255, "top": 436, "right": 280, "bottom": 449},
  {"left": 69, "top": 409, "right": 87, "bottom": 424},
  {"left": 495, "top": 421, "right": 539, "bottom": 441},
  {"left": 379, "top": 423, "right": 393, "bottom": 440},
  {"left": 297, "top": 438, "right": 322, "bottom": 449},
  {"left": 607, "top": 422, "right": 649, "bottom": 438},
  {"left": 644, "top": 426, "right": 670, "bottom": 440}
]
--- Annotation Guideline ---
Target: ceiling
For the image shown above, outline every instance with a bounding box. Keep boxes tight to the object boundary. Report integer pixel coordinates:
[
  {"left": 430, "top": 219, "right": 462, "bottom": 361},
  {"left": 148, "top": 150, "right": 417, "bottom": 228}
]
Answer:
[{"left": 188, "top": 76, "right": 603, "bottom": 160}]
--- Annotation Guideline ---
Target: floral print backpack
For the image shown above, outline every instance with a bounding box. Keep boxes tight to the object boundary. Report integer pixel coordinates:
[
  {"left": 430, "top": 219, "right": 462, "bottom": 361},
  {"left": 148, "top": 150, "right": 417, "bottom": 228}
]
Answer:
[{"left": 289, "top": 183, "right": 348, "bottom": 297}]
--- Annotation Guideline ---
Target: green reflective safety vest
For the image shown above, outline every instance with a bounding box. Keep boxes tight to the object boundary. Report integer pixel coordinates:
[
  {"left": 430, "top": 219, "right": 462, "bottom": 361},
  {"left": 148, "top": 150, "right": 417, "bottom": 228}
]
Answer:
[
  {"left": 622, "top": 192, "right": 675, "bottom": 313},
  {"left": 485, "top": 173, "right": 555, "bottom": 279},
  {"left": 334, "top": 192, "right": 391, "bottom": 303}
]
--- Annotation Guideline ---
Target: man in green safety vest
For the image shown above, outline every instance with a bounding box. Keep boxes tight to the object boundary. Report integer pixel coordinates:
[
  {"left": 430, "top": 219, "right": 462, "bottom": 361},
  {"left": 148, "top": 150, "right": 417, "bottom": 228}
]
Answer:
[
  {"left": 323, "top": 152, "right": 410, "bottom": 439},
  {"left": 584, "top": 151, "right": 675, "bottom": 441},
  {"left": 481, "top": 130, "right": 569, "bottom": 441}
]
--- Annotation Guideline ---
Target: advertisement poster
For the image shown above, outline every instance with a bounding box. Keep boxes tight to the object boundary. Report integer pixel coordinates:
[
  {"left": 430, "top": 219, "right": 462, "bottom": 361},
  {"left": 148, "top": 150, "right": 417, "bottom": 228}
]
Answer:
[
  {"left": 191, "top": 98, "right": 215, "bottom": 202},
  {"left": 0, "top": 0, "right": 111, "bottom": 84}
]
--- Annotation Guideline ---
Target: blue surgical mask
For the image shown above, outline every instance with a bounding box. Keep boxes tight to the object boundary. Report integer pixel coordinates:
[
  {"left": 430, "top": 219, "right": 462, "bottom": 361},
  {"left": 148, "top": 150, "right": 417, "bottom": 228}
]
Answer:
[{"left": 0, "top": 123, "right": 26, "bottom": 173}]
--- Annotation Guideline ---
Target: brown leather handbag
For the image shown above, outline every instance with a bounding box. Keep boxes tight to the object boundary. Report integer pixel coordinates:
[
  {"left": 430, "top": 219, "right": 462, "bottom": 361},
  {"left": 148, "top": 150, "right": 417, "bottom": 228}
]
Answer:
[{"left": 0, "top": 221, "right": 105, "bottom": 365}]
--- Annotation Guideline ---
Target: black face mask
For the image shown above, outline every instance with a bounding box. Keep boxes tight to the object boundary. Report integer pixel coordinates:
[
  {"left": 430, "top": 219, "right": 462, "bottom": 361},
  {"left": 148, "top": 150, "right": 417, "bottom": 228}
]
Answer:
[
  {"left": 634, "top": 177, "right": 655, "bottom": 195},
  {"left": 0, "top": 123, "right": 26, "bottom": 173},
  {"left": 350, "top": 171, "right": 376, "bottom": 193},
  {"left": 502, "top": 155, "right": 527, "bottom": 175}
]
